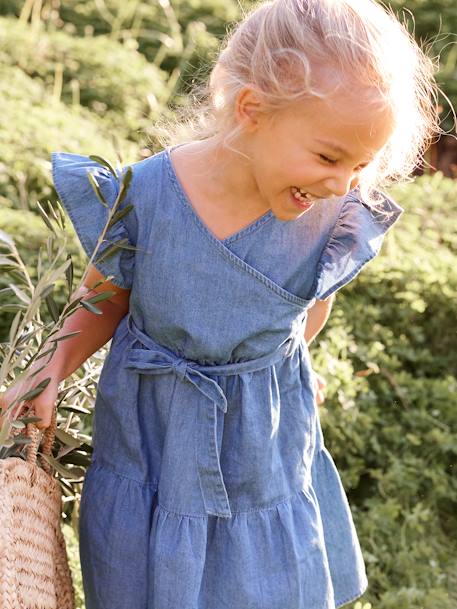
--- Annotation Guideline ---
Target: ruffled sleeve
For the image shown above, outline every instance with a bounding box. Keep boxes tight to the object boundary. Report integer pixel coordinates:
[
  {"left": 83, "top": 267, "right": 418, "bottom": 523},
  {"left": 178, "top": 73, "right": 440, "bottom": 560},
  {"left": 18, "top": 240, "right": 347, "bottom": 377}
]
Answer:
[
  {"left": 309, "top": 189, "right": 404, "bottom": 301},
  {"left": 51, "top": 152, "right": 137, "bottom": 289}
]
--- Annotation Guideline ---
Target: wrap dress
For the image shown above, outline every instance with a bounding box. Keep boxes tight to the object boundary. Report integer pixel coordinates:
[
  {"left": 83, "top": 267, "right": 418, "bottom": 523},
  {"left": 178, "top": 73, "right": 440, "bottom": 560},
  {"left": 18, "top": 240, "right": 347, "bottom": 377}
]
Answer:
[{"left": 51, "top": 145, "right": 404, "bottom": 609}]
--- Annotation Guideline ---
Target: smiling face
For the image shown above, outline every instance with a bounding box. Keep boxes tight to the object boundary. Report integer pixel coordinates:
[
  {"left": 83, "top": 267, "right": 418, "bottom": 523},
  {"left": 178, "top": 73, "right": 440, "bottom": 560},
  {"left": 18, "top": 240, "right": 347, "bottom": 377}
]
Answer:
[{"left": 239, "top": 89, "right": 394, "bottom": 220}]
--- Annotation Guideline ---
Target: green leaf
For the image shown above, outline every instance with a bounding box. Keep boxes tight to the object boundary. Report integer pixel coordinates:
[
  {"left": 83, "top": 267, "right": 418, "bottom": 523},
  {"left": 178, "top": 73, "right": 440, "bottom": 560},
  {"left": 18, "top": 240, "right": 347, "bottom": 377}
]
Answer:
[
  {"left": 36, "top": 200, "right": 56, "bottom": 235},
  {"left": 32, "top": 346, "right": 57, "bottom": 364},
  {"left": 0, "top": 256, "right": 18, "bottom": 267},
  {"left": 86, "top": 172, "right": 108, "bottom": 208},
  {"left": 45, "top": 292, "right": 60, "bottom": 323},
  {"left": 11, "top": 420, "right": 26, "bottom": 429},
  {"left": 88, "top": 155, "right": 118, "bottom": 180},
  {"left": 19, "top": 416, "right": 42, "bottom": 424},
  {"left": 0, "top": 304, "right": 27, "bottom": 313},
  {"left": 39, "top": 283, "right": 55, "bottom": 299},
  {"left": 13, "top": 435, "right": 32, "bottom": 445},
  {"left": 40, "top": 453, "right": 85, "bottom": 480},
  {"left": 80, "top": 300, "right": 102, "bottom": 315},
  {"left": 62, "top": 297, "right": 83, "bottom": 316},
  {"left": 107, "top": 204, "right": 134, "bottom": 229},
  {"left": 18, "top": 377, "right": 51, "bottom": 402},
  {"left": 59, "top": 403, "right": 91, "bottom": 415},
  {"left": 46, "top": 198, "right": 60, "bottom": 223},
  {"left": 93, "top": 238, "right": 129, "bottom": 264},
  {"left": 85, "top": 290, "right": 116, "bottom": 304},
  {"left": 9, "top": 284, "right": 31, "bottom": 305},
  {"left": 115, "top": 166, "right": 133, "bottom": 206},
  {"left": 65, "top": 254, "right": 73, "bottom": 293},
  {"left": 60, "top": 451, "right": 93, "bottom": 467},
  {"left": 9, "top": 309, "right": 22, "bottom": 343},
  {"left": 54, "top": 427, "right": 84, "bottom": 448},
  {"left": 53, "top": 331, "right": 81, "bottom": 342}
]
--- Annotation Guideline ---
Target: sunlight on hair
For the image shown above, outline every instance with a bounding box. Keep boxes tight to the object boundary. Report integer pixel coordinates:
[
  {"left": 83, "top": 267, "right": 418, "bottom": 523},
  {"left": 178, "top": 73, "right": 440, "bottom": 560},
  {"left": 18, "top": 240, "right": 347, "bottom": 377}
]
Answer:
[{"left": 151, "top": 0, "right": 445, "bottom": 211}]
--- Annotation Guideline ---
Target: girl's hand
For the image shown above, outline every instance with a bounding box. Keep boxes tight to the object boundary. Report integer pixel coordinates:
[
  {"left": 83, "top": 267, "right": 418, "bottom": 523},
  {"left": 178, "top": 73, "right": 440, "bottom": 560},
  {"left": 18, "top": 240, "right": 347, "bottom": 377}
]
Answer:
[
  {"left": 0, "top": 369, "right": 60, "bottom": 430},
  {"left": 312, "top": 371, "right": 327, "bottom": 406}
]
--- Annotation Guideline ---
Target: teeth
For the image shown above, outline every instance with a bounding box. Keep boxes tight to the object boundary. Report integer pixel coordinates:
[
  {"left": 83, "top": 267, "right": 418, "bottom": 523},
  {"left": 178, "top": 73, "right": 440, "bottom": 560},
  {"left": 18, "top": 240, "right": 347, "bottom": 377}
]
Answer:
[{"left": 291, "top": 187, "right": 313, "bottom": 202}]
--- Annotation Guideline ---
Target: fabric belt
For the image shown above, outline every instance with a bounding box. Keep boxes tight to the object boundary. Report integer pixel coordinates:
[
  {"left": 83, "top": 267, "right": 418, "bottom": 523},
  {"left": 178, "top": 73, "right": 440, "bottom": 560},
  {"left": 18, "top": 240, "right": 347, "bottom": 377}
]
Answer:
[{"left": 124, "top": 313, "right": 297, "bottom": 519}]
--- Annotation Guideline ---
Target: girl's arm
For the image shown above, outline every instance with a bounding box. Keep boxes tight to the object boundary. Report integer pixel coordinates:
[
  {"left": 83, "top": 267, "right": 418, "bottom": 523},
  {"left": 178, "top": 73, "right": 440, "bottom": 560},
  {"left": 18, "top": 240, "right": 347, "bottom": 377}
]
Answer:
[
  {"left": 39, "top": 264, "right": 131, "bottom": 382},
  {"left": 304, "top": 295, "right": 335, "bottom": 406},
  {"left": 304, "top": 294, "right": 335, "bottom": 345}
]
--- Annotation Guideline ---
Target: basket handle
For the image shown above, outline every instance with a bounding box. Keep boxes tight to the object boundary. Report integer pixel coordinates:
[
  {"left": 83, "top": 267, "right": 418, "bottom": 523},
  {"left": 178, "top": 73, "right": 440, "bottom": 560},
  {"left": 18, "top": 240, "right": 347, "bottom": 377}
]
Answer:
[{"left": 25, "top": 407, "right": 57, "bottom": 476}]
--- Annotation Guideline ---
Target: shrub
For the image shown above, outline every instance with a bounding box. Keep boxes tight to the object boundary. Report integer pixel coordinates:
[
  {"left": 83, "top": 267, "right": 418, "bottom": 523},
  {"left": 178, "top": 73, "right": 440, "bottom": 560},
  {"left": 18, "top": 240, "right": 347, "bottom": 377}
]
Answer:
[
  {"left": 0, "top": 64, "right": 139, "bottom": 210},
  {"left": 0, "top": 16, "right": 169, "bottom": 136}
]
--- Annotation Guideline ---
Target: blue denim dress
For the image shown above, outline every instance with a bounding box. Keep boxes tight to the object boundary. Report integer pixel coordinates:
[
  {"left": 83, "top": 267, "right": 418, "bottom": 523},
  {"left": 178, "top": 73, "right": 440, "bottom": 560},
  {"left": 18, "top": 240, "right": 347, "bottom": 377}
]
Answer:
[{"left": 51, "top": 147, "right": 403, "bottom": 609}]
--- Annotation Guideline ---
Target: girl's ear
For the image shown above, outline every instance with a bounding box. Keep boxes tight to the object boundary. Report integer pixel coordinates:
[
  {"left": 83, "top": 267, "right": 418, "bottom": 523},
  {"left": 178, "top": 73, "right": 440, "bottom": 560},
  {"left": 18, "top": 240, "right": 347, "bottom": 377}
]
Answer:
[{"left": 235, "top": 86, "right": 265, "bottom": 132}]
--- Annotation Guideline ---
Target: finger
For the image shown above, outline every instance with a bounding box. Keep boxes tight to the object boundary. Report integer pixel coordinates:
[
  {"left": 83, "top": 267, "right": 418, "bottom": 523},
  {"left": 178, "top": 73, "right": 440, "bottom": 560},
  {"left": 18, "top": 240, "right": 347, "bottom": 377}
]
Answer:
[
  {"left": 315, "top": 374, "right": 327, "bottom": 388},
  {"left": 31, "top": 404, "right": 51, "bottom": 430},
  {"left": 315, "top": 390, "right": 325, "bottom": 405}
]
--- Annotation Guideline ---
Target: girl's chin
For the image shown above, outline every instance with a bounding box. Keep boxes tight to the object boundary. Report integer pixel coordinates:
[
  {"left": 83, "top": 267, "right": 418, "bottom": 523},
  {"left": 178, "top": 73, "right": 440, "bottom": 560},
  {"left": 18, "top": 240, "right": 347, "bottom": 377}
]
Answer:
[{"left": 272, "top": 207, "right": 314, "bottom": 221}]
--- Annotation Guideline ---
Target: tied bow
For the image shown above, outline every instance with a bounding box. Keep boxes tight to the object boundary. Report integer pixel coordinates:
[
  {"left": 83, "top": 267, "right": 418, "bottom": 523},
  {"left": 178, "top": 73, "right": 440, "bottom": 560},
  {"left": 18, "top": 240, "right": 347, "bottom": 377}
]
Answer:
[{"left": 125, "top": 342, "right": 232, "bottom": 518}]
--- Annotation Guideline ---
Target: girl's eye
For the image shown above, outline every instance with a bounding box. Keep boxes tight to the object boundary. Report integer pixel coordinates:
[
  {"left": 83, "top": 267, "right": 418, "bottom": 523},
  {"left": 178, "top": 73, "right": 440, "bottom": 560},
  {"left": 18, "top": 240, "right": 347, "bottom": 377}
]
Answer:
[
  {"left": 318, "top": 154, "right": 337, "bottom": 164},
  {"left": 319, "top": 154, "right": 369, "bottom": 172}
]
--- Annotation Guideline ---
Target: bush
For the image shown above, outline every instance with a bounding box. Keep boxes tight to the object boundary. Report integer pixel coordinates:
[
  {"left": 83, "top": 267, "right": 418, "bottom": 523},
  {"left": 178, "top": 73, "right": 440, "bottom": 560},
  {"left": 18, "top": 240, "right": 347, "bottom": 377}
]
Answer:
[
  {"left": 0, "top": 17, "right": 169, "bottom": 136},
  {"left": 0, "top": 64, "right": 139, "bottom": 210},
  {"left": 0, "top": 206, "right": 86, "bottom": 341}
]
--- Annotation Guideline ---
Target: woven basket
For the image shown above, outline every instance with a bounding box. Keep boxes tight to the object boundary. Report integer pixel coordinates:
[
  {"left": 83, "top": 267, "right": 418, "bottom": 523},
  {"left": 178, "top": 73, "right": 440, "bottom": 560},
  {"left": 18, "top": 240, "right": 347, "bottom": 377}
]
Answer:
[{"left": 0, "top": 409, "right": 75, "bottom": 609}]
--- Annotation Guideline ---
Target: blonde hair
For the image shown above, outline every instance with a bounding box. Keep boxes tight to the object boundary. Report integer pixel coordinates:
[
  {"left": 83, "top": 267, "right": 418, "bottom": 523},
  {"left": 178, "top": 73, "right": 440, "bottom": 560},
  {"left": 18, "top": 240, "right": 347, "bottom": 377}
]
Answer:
[{"left": 152, "top": 0, "right": 442, "bottom": 208}]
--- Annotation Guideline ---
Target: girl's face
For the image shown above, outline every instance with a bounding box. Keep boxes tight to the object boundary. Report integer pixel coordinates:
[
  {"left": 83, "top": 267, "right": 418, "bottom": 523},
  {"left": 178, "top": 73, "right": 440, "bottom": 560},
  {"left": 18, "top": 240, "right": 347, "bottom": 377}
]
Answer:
[{"left": 239, "top": 89, "right": 393, "bottom": 220}]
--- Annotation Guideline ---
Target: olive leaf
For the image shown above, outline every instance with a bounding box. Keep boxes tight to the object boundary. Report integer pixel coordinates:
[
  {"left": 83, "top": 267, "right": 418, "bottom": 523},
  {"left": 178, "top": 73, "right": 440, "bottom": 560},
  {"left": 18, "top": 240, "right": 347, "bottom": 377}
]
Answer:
[
  {"left": 86, "top": 172, "right": 108, "bottom": 208},
  {"left": 80, "top": 300, "right": 102, "bottom": 315},
  {"left": 89, "top": 155, "right": 118, "bottom": 180}
]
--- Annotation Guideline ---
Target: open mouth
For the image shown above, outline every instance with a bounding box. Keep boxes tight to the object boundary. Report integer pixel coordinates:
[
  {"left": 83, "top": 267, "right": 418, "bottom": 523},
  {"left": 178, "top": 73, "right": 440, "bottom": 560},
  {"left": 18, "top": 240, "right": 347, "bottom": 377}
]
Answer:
[
  {"left": 290, "top": 187, "right": 316, "bottom": 210},
  {"left": 291, "top": 186, "right": 315, "bottom": 202}
]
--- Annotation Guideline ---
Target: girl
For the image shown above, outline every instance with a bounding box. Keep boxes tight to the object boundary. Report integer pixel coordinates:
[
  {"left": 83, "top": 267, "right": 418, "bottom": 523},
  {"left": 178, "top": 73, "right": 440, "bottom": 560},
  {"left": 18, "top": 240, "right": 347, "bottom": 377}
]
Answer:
[{"left": 1, "top": 0, "right": 439, "bottom": 607}]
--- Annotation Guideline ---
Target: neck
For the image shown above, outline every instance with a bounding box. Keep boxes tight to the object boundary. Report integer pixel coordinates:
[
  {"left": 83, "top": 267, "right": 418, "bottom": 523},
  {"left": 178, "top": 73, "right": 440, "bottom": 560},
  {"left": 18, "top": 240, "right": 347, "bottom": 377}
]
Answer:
[{"left": 182, "top": 136, "right": 269, "bottom": 215}]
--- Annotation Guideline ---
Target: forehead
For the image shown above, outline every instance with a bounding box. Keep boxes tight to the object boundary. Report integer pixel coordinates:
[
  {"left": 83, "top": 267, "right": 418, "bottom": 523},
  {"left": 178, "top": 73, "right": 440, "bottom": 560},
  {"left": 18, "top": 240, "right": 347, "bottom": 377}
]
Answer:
[{"left": 284, "top": 93, "right": 394, "bottom": 155}]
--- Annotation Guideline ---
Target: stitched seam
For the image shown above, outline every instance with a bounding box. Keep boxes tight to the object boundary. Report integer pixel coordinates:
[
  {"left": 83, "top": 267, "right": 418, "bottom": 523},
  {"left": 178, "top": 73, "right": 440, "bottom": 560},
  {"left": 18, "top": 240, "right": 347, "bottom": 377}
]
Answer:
[
  {"left": 318, "top": 254, "right": 377, "bottom": 300},
  {"left": 308, "top": 194, "right": 401, "bottom": 300},
  {"left": 307, "top": 199, "right": 348, "bottom": 300},
  {"left": 334, "top": 578, "right": 369, "bottom": 608},
  {"left": 89, "top": 458, "right": 159, "bottom": 490},
  {"left": 165, "top": 152, "right": 311, "bottom": 310},
  {"left": 222, "top": 211, "right": 275, "bottom": 245},
  {"left": 158, "top": 486, "right": 309, "bottom": 518}
]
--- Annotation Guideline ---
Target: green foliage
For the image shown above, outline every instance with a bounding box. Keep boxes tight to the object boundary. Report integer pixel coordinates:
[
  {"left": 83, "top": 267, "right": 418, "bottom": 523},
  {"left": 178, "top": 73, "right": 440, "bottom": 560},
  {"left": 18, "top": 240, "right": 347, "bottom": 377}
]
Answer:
[
  {"left": 0, "top": 16, "right": 169, "bottom": 134},
  {"left": 387, "top": 0, "right": 457, "bottom": 132},
  {"left": 0, "top": 63, "right": 139, "bottom": 210},
  {"left": 0, "top": 207, "right": 85, "bottom": 341},
  {"left": 62, "top": 523, "right": 85, "bottom": 609},
  {"left": 0, "top": 0, "right": 241, "bottom": 106}
]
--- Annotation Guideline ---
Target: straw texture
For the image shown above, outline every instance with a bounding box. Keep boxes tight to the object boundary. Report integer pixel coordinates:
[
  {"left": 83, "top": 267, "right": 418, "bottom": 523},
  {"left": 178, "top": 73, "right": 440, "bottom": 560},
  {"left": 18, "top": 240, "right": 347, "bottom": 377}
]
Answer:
[{"left": 0, "top": 409, "right": 75, "bottom": 609}]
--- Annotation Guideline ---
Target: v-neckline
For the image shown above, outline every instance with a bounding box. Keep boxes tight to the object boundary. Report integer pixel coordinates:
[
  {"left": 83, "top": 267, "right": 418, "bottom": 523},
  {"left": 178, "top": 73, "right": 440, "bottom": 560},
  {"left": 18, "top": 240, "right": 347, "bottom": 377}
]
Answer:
[{"left": 165, "top": 144, "right": 274, "bottom": 245}]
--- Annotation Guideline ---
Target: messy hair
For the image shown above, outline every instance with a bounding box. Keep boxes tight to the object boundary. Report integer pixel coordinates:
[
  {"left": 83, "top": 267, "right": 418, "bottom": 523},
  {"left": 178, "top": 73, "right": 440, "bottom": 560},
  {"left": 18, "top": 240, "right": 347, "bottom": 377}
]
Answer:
[{"left": 152, "top": 0, "right": 442, "bottom": 209}]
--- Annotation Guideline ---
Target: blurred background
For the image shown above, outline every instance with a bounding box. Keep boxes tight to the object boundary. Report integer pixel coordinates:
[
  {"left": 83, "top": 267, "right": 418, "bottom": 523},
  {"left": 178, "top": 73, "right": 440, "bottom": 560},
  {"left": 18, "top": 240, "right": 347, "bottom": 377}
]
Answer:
[{"left": 0, "top": 1, "right": 456, "bottom": 608}]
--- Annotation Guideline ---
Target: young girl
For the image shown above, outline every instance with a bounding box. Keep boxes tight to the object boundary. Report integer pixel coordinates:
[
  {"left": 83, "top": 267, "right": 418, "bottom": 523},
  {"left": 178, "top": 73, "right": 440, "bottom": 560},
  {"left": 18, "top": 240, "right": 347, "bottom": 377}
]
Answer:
[{"left": 1, "top": 0, "right": 439, "bottom": 607}]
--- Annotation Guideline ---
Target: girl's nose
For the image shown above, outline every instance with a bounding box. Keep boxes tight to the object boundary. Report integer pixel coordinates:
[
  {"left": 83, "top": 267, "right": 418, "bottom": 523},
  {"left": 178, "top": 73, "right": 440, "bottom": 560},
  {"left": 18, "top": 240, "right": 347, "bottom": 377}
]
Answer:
[{"left": 324, "top": 171, "right": 359, "bottom": 198}]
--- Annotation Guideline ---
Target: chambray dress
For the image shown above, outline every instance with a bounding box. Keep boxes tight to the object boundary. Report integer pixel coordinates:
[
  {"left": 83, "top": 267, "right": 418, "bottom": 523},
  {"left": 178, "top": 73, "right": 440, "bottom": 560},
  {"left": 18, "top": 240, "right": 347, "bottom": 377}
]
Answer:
[{"left": 51, "top": 146, "right": 403, "bottom": 609}]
